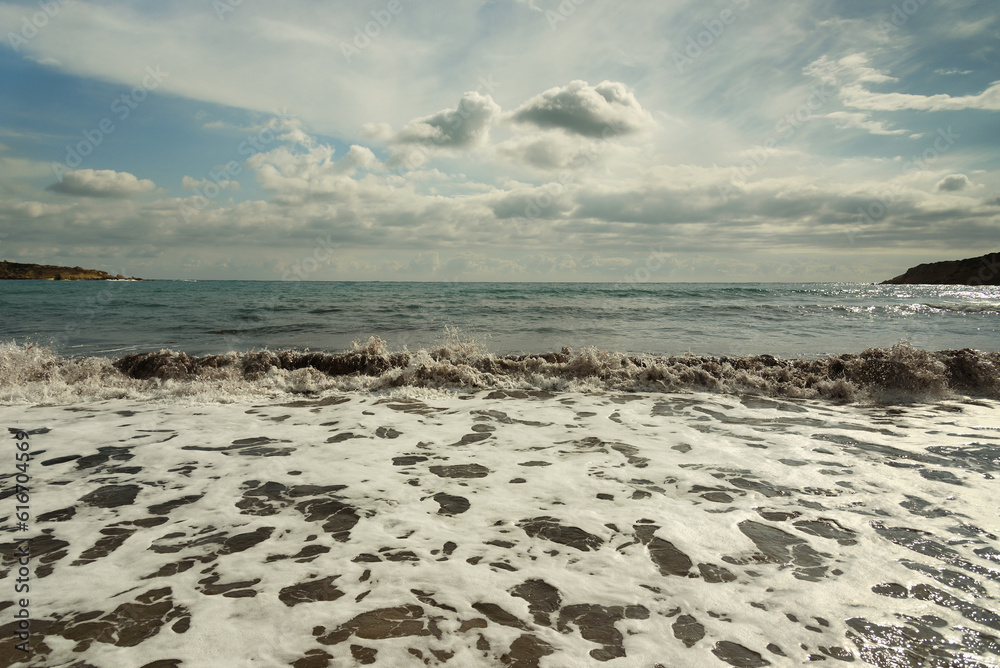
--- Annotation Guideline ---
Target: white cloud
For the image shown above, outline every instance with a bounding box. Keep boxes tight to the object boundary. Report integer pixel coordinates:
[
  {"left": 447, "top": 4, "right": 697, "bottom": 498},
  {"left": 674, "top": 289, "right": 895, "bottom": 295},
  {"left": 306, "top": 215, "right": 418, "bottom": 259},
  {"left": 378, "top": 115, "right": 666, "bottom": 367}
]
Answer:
[
  {"left": 807, "top": 54, "right": 1000, "bottom": 112},
  {"left": 408, "top": 251, "right": 441, "bottom": 273},
  {"left": 842, "top": 80, "right": 1000, "bottom": 112},
  {"left": 273, "top": 117, "right": 315, "bottom": 147},
  {"left": 510, "top": 80, "right": 650, "bottom": 137},
  {"left": 805, "top": 54, "right": 897, "bottom": 87},
  {"left": 821, "top": 111, "right": 906, "bottom": 136},
  {"left": 361, "top": 122, "right": 394, "bottom": 142},
  {"left": 444, "top": 252, "right": 525, "bottom": 277},
  {"left": 46, "top": 169, "right": 155, "bottom": 198},
  {"left": 0, "top": 200, "right": 74, "bottom": 218},
  {"left": 247, "top": 142, "right": 383, "bottom": 197},
  {"left": 5, "top": 157, "right": 998, "bottom": 281}
]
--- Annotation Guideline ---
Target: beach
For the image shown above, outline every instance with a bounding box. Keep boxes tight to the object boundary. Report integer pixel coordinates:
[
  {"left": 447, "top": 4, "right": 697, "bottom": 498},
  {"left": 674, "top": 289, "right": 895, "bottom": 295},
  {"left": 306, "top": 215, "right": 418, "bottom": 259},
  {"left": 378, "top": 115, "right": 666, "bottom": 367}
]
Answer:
[
  {"left": 5, "top": 0, "right": 1000, "bottom": 663},
  {"left": 3, "top": 384, "right": 1000, "bottom": 666}
]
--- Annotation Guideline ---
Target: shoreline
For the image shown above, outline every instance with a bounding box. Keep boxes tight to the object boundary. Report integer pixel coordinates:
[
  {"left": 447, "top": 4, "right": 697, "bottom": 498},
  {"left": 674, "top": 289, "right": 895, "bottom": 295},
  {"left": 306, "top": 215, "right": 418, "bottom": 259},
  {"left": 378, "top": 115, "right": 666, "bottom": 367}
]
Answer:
[{"left": 0, "top": 260, "right": 145, "bottom": 281}]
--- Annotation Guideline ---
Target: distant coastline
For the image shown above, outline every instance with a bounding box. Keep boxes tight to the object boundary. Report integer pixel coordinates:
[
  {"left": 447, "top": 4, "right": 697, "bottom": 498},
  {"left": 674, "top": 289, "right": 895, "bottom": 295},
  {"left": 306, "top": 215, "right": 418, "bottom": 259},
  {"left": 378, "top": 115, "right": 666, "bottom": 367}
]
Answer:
[
  {"left": 0, "top": 260, "right": 145, "bottom": 281},
  {"left": 881, "top": 252, "right": 999, "bottom": 286}
]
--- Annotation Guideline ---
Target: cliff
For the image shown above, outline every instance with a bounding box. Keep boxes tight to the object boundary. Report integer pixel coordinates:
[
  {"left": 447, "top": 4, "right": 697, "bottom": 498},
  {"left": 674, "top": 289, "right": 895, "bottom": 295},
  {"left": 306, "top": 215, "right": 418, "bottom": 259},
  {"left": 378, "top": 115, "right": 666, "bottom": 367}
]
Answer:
[
  {"left": 0, "top": 261, "right": 144, "bottom": 281},
  {"left": 881, "top": 252, "right": 1000, "bottom": 286}
]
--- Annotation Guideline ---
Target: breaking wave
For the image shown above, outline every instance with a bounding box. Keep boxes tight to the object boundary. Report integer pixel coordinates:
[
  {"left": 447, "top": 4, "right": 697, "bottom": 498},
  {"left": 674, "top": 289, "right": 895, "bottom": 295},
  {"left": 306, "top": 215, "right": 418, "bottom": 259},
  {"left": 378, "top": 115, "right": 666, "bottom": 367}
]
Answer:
[{"left": 2, "top": 338, "right": 998, "bottom": 405}]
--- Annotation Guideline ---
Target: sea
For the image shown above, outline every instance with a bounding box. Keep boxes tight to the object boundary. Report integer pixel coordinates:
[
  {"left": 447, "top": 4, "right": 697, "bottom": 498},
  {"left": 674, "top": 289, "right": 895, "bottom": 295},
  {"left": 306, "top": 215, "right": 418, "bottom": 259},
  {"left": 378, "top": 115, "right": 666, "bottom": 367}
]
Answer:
[{"left": 1, "top": 280, "right": 999, "bottom": 667}]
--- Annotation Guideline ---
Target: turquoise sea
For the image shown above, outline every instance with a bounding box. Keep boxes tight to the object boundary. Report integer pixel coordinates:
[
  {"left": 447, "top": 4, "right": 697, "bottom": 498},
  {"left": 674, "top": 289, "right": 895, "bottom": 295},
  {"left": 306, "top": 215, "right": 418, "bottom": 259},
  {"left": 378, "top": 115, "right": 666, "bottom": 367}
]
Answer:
[{"left": 2, "top": 280, "right": 998, "bottom": 358}]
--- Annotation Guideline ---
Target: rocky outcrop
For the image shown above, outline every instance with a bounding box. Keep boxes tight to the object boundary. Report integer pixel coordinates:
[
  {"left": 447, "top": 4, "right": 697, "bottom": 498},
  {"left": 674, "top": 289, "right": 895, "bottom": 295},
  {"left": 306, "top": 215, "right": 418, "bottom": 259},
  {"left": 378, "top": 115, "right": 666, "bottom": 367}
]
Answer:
[
  {"left": 0, "top": 260, "right": 144, "bottom": 280},
  {"left": 881, "top": 252, "right": 1000, "bottom": 286}
]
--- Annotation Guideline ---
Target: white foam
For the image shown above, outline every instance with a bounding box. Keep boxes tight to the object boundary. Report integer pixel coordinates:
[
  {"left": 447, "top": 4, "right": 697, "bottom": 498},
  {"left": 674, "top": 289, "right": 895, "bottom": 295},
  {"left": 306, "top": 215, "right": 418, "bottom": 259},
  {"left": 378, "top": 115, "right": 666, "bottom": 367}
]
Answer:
[
  {"left": 5, "top": 390, "right": 999, "bottom": 665},
  {"left": 3, "top": 340, "right": 999, "bottom": 407}
]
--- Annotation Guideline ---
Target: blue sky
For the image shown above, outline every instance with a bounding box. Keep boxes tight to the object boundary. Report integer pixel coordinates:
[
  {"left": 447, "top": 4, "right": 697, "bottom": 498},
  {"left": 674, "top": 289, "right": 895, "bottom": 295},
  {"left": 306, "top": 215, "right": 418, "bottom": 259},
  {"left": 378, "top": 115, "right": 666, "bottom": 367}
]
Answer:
[{"left": 0, "top": 0, "right": 998, "bottom": 280}]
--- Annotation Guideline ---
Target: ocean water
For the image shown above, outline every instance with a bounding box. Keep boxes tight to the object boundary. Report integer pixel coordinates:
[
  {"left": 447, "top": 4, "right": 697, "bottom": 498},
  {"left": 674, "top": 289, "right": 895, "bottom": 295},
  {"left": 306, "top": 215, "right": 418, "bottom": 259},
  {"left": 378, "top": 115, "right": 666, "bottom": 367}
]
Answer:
[
  {"left": 1, "top": 281, "right": 999, "bottom": 667},
  {"left": 0, "top": 280, "right": 998, "bottom": 359}
]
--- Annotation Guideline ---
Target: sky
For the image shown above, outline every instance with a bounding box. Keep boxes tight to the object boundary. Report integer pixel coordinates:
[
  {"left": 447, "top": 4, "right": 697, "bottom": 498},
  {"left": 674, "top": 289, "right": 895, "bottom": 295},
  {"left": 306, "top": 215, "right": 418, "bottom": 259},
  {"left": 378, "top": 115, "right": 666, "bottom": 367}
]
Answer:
[{"left": 0, "top": 0, "right": 998, "bottom": 281}]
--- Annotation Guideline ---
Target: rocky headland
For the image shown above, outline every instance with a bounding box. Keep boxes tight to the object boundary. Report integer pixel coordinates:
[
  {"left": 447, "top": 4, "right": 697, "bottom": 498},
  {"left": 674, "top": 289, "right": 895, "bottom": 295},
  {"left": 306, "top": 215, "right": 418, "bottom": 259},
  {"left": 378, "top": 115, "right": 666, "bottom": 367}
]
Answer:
[
  {"left": 0, "top": 260, "right": 144, "bottom": 281},
  {"left": 881, "top": 252, "right": 999, "bottom": 286}
]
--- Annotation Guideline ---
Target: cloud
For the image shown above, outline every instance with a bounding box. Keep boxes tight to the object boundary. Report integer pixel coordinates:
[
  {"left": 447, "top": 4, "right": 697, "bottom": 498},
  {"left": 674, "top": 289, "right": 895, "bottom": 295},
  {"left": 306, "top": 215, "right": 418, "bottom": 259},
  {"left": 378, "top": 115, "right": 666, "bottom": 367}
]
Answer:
[
  {"left": 821, "top": 111, "right": 906, "bottom": 136},
  {"left": 394, "top": 92, "right": 501, "bottom": 148},
  {"left": 936, "top": 174, "right": 971, "bottom": 192},
  {"left": 6, "top": 159, "right": 998, "bottom": 281},
  {"left": 512, "top": 0, "right": 542, "bottom": 11},
  {"left": 489, "top": 183, "right": 576, "bottom": 221},
  {"left": 0, "top": 200, "right": 73, "bottom": 218},
  {"left": 843, "top": 80, "right": 1000, "bottom": 112},
  {"left": 495, "top": 133, "right": 598, "bottom": 170},
  {"left": 408, "top": 251, "right": 440, "bottom": 273},
  {"left": 444, "top": 252, "right": 525, "bottom": 277},
  {"left": 807, "top": 54, "right": 1000, "bottom": 112},
  {"left": 361, "top": 122, "right": 394, "bottom": 142},
  {"left": 805, "top": 54, "right": 897, "bottom": 87},
  {"left": 510, "top": 80, "right": 650, "bottom": 137},
  {"left": 246, "top": 141, "right": 382, "bottom": 200},
  {"left": 46, "top": 169, "right": 155, "bottom": 198},
  {"left": 0, "top": 155, "right": 56, "bottom": 181}
]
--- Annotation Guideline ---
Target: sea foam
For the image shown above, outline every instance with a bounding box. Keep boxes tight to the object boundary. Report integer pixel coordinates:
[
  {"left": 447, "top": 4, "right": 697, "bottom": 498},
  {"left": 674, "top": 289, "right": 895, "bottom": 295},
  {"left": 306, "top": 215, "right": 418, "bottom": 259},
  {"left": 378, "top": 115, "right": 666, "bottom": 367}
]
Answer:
[
  {"left": 2, "top": 339, "right": 998, "bottom": 405},
  {"left": 2, "top": 388, "right": 998, "bottom": 666}
]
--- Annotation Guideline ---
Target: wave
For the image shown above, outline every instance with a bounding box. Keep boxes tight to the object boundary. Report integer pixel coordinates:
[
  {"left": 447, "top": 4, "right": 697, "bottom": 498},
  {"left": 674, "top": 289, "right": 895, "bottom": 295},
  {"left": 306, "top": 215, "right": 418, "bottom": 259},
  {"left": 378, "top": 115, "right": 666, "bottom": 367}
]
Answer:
[
  {"left": 2, "top": 338, "right": 998, "bottom": 405},
  {"left": 918, "top": 302, "right": 1000, "bottom": 315}
]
